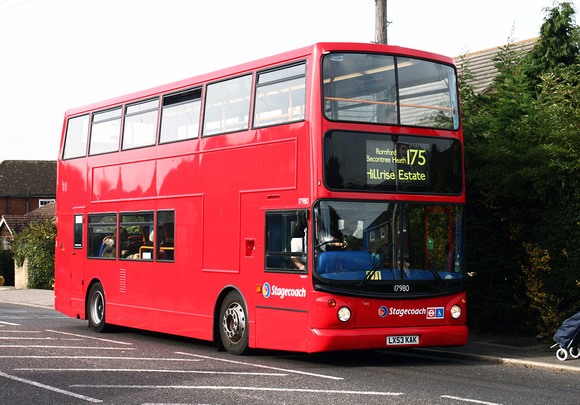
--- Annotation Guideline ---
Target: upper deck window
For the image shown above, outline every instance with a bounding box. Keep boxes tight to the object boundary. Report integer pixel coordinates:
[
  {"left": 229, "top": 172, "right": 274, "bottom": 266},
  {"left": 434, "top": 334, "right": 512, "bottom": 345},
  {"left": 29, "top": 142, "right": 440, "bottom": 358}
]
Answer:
[
  {"left": 254, "top": 63, "right": 306, "bottom": 128},
  {"left": 122, "top": 98, "right": 159, "bottom": 150},
  {"left": 63, "top": 114, "right": 89, "bottom": 159},
  {"left": 89, "top": 107, "right": 122, "bottom": 155},
  {"left": 203, "top": 74, "right": 252, "bottom": 136},
  {"left": 322, "top": 53, "right": 459, "bottom": 130},
  {"left": 160, "top": 88, "right": 202, "bottom": 144}
]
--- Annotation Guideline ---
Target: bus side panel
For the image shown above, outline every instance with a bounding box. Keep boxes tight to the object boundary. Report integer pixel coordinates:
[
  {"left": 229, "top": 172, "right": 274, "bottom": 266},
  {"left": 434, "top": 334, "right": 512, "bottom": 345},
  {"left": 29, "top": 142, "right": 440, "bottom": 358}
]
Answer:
[
  {"left": 55, "top": 213, "right": 87, "bottom": 319},
  {"left": 54, "top": 216, "right": 72, "bottom": 316},
  {"left": 200, "top": 137, "right": 298, "bottom": 273},
  {"left": 55, "top": 158, "right": 88, "bottom": 319},
  {"left": 255, "top": 307, "right": 309, "bottom": 352},
  {"left": 98, "top": 195, "right": 207, "bottom": 339}
]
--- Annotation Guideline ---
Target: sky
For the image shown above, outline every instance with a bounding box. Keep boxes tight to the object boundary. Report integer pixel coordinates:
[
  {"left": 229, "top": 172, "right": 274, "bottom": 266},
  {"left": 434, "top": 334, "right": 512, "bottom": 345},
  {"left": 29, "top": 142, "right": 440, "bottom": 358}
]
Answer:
[{"left": 0, "top": 0, "right": 576, "bottom": 163}]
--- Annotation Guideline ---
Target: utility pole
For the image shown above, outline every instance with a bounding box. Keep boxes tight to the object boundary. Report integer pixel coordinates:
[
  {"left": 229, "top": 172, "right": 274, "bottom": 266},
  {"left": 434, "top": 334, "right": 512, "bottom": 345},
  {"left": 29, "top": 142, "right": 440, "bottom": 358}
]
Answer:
[{"left": 375, "top": 0, "right": 388, "bottom": 44}]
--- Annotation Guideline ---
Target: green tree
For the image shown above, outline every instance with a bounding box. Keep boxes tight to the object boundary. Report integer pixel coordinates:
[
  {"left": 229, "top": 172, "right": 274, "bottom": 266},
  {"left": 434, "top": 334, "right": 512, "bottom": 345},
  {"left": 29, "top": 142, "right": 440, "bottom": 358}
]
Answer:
[
  {"left": 523, "top": 2, "right": 580, "bottom": 91},
  {"left": 461, "top": 2, "right": 580, "bottom": 335},
  {"left": 462, "top": 40, "right": 534, "bottom": 333},
  {"left": 522, "top": 67, "right": 580, "bottom": 334},
  {"left": 0, "top": 250, "right": 14, "bottom": 286},
  {"left": 12, "top": 218, "right": 57, "bottom": 290}
]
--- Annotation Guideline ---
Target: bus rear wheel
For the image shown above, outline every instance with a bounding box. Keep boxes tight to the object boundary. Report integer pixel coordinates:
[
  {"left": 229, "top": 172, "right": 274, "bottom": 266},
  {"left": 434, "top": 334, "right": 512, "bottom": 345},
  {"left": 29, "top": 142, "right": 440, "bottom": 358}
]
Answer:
[
  {"left": 88, "top": 282, "right": 108, "bottom": 333},
  {"left": 219, "top": 291, "right": 249, "bottom": 355}
]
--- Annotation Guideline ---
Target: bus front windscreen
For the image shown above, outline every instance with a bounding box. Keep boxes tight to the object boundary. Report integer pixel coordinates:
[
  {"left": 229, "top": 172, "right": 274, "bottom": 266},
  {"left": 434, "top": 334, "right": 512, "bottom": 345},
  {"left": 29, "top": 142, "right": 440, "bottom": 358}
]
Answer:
[
  {"left": 313, "top": 200, "right": 465, "bottom": 296},
  {"left": 322, "top": 52, "right": 459, "bottom": 130}
]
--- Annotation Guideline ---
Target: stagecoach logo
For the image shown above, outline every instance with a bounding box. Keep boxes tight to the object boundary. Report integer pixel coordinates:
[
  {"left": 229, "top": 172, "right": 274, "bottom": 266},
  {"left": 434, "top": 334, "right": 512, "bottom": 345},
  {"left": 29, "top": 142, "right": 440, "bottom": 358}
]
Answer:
[
  {"left": 378, "top": 306, "right": 388, "bottom": 317},
  {"left": 262, "top": 282, "right": 272, "bottom": 298},
  {"left": 262, "top": 282, "right": 306, "bottom": 299},
  {"left": 378, "top": 306, "right": 445, "bottom": 319}
]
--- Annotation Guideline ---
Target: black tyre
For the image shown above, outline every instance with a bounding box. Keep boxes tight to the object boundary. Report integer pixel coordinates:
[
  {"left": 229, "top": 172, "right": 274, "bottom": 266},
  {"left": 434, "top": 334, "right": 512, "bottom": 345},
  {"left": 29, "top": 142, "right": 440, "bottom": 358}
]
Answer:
[
  {"left": 87, "top": 282, "right": 108, "bottom": 333},
  {"left": 219, "top": 291, "right": 249, "bottom": 355}
]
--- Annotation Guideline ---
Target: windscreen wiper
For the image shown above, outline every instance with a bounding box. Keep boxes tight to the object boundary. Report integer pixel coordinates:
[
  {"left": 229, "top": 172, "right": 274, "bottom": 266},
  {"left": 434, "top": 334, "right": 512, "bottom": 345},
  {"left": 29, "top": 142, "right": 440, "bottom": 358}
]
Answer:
[
  {"left": 410, "top": 245, "right": 443, "bottom": 285},
  {"left": 357, "top": 243, "right": 393, "bottom": 289}
]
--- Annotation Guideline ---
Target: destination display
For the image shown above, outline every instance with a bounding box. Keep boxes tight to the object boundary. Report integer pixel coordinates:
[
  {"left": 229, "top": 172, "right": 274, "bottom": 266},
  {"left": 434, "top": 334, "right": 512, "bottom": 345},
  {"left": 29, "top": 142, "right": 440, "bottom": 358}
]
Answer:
[
  {"left": 366, "top": 140, "right": 430, "bottom": 186},
  {"left": 323, "top": 131, "right": 463, "bottom": 195}
]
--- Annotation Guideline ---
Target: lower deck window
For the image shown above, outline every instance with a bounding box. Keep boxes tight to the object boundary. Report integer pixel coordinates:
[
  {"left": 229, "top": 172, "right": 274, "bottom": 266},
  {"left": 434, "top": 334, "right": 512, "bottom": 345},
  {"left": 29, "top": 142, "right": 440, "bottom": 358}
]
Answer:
[
  {"left": 157, "top": 211, "right": 175, "bottom": 261},
  {"left": 87, "top": 213, "right": 117, "bottom": 258},
  {"left": 265, "top": 211, "right": 308, "bottom": 273},
  {"left": 119, "top": 212, "right": 154, "bottom": 260},
  {"left": 86, "top": 210, "right": 174, "bottom": 262},
  {"left": 74, "top": 214, "right": 83, "bottom": 248}
]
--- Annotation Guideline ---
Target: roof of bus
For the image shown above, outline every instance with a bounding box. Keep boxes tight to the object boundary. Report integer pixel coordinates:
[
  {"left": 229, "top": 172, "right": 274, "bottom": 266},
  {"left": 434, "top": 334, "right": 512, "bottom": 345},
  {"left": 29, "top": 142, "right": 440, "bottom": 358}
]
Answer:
[{"left": 64, "top": 42, "right": 456, "bottom": 117}]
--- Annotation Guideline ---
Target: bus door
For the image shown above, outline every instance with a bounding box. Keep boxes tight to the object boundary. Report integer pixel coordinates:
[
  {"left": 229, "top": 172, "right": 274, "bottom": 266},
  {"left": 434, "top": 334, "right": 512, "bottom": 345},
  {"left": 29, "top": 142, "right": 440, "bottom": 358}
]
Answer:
[
  {"left": 253, "top": 209, "right": 310, "bottom": 352},
  {"left": 238, "top": 197, "right": 264, "bottom": 349}
]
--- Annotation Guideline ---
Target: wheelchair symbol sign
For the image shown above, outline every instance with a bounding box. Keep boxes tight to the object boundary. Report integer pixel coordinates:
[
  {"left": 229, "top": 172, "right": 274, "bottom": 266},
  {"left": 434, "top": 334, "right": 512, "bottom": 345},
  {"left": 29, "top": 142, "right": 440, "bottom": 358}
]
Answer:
[{"left": 427, "top": 307, "right": 444, "bottom": 319}]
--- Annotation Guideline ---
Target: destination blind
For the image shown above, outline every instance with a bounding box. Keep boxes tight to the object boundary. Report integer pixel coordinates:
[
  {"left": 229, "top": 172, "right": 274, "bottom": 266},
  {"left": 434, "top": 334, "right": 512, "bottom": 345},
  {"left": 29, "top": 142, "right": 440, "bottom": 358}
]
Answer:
[
  {"left": 323, "top": 130, "right": 463, "bottom": 195},
  {"left": 366, "top": 140, "right": 430, "bottom": 186}
]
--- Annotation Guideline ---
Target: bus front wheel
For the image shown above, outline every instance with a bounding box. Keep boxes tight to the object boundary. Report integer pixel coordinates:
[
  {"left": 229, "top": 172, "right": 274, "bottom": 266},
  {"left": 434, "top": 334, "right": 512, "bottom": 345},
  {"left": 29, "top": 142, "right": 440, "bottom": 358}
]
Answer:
[
  {"left": 88, "top": 282, "right": 108, "bottom": 333},
  {"left": 219, "top": 291, "right": 249, "bottom": 355}
]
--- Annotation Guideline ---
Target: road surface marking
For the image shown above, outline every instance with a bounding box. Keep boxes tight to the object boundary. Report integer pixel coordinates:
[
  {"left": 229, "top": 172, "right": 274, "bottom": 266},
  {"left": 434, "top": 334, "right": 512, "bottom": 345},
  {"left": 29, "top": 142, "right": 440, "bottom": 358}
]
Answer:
[
  {"left": 176, "top": 351, "right": 344, "bottom": 380},
  {"left": 46, "top": 329, "right": 134, "bottom": 345},
  {"left": 71, "top": 384, "right": 402, "bottom": 396},
  {"left": 17, "top": 368, "right": 287, "bottom": 376},
  {"left": 441, "top": 395, "right": 503, "bottom": 405},
  {"left": 0, "top": 371, "right": 102, "bottom": 403}
]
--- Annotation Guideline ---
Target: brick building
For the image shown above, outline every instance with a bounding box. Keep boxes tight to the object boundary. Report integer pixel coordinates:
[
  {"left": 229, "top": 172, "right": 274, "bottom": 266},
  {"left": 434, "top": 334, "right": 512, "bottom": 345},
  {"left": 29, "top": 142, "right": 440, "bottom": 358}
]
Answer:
[
  {"left": 0, "top": 202, "right": 56, "bottom": 249},
  {"left": 0, "top": 160, "right": 57, "bottom": 216},
  {"left": 0, "top": 202, "right": 56, "bottom": 287}
]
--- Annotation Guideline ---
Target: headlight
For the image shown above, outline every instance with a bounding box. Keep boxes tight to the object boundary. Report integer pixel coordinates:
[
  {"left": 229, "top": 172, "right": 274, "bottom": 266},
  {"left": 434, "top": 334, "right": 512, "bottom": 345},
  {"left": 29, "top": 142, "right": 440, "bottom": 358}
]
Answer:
[
  {"left": 450, "top": 304, "right": 462, "bottom": 319},
  {"left": 337, "top": 306, "right": 351, "bottom": 322}
]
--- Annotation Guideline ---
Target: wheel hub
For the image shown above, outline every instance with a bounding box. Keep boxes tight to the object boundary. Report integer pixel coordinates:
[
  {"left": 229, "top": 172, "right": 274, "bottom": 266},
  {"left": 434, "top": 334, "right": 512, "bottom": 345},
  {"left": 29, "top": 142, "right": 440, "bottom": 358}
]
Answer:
[
  {"left": 91, "top": 292, "right": 104, "bottom": 323},
  {"left": 223, "top": 303, "right": 245, "bottom": 342}
]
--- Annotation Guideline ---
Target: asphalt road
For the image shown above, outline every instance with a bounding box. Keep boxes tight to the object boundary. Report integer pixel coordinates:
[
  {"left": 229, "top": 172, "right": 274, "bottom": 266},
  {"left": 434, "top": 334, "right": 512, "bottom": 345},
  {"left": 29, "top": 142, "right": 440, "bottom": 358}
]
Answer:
[{"left": 1, "top": 301, "right": 579, "bottom": 404}]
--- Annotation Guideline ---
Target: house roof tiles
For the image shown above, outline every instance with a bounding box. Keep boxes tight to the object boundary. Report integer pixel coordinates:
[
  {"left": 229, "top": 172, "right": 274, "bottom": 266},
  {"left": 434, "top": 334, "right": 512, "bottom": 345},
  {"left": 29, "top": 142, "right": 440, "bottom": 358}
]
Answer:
[
  {"left": 0, "top": 160, "right": 57, "bottom": 197},
  {"left": 454, "top": 38, "right": 538, "bottom": 94}
]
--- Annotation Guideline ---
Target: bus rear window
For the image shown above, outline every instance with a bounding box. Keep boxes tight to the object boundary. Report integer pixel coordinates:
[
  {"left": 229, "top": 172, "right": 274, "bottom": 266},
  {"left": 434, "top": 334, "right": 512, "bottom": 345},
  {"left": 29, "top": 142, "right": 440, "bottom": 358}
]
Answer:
[{"left": 63, "top": 115, "right": 89, "bottom": 160}]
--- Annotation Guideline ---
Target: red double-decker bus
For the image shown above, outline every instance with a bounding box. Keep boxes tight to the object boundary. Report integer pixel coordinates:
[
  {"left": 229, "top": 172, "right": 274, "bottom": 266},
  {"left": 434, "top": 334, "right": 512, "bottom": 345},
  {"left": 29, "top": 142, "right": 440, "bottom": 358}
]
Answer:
[{"left": 55, "top": 42, "right": 467, "bottom": 354}]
